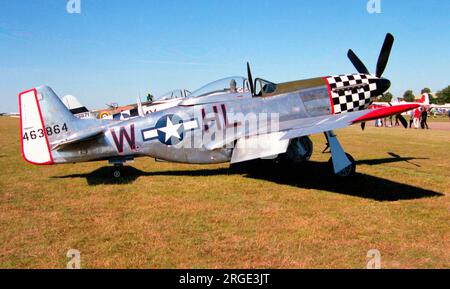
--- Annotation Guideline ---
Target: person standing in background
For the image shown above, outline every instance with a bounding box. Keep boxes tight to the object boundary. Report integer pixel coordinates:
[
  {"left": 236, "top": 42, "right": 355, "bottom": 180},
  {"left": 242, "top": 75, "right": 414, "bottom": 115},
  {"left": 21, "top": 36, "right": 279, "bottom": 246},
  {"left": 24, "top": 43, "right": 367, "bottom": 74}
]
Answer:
[
  {"left": 413, "top": 108, "right": 421, "bottom": 129},
  {"left": 394, "top": 114, "right": 400, "bottom": 126},
  {"left": 421, "top": 108, "right": 429, "bottom": 129},
  {"left": 409, "top": 110, "right": 414, "bottom": 128},
  {"left": 388, "top": 115, "right": 393, "bottom": 127}
]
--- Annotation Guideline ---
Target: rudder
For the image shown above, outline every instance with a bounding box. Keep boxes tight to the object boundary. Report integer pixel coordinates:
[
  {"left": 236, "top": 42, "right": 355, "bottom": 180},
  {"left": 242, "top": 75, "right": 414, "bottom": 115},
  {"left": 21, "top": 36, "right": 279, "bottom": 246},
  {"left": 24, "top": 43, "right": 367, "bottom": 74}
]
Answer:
[{"left": 19, "top": 86, "right": 79, "bottom": 165}]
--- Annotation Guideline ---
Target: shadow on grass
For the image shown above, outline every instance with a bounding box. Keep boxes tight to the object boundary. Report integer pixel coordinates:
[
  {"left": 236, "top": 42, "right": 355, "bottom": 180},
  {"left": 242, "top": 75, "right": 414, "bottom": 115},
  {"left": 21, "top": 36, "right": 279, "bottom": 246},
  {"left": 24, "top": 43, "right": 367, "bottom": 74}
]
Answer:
[
  {"left": 356, "top": 152, "right": 427, "bottom": 167},
  {"left": 54, "top": 154, "right": 442, "bottom": 202},
  {"left": 243, "top": 161, "right": 442, "bottom": 202}
]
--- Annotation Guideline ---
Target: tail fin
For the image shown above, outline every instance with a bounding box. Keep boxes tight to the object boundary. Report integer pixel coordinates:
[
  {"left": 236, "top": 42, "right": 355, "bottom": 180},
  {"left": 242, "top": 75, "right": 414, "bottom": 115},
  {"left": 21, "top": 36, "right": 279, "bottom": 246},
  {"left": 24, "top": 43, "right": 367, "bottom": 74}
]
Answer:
[
  {"left": 62, "top": 94, "right": 90, "bottom": 115},
  {"left": 417, "top": 93, "right": 430, "bottom": 106},
  {"left": 19, "top": 86, "right": 84, "bottom": 165},
  {"left": 136, "top": 96, "right": 145, "bottom": 117}
]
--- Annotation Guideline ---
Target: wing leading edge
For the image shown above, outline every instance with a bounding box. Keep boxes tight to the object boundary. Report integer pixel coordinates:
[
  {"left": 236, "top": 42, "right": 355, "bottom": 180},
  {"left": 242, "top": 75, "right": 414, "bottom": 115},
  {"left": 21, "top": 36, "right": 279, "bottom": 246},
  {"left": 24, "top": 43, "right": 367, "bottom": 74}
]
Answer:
[{"left": 280, "top": 103, "right": 420, "bottom": 141}]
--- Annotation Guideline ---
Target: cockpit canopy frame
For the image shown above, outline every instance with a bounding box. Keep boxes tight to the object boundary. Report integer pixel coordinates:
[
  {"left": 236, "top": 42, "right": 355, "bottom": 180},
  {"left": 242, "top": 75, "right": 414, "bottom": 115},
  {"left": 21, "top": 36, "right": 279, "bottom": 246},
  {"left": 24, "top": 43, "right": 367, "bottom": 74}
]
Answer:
[{"left": 188, "top": 76, "right": 250, "bottom": 98}]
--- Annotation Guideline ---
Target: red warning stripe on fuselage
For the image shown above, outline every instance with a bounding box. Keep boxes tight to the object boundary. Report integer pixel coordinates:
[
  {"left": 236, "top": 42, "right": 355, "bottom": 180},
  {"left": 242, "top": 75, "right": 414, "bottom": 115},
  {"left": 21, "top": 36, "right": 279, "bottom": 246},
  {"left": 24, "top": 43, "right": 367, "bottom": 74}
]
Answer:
[{"left": 322, "top": 77, "right": 335, "bottom": 114}]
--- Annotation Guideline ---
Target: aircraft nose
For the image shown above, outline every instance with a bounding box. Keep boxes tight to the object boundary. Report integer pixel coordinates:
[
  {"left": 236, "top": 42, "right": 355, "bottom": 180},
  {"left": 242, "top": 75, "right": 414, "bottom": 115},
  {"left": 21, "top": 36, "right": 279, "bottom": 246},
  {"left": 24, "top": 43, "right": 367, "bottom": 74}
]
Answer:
[{"left": 376, "top": 78, "right": 391, "bottom": 95}]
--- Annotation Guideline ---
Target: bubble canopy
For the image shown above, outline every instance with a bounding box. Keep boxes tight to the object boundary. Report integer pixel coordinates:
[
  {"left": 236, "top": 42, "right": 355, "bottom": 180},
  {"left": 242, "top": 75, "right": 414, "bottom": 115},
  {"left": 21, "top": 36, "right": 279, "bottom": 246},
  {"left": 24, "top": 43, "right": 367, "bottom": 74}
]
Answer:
[
  {"left": 189, "top": 76, "right": 250, "bottom": 98},
  {"left": 155, "top": 89, "right": 190, "bottom": 101}
]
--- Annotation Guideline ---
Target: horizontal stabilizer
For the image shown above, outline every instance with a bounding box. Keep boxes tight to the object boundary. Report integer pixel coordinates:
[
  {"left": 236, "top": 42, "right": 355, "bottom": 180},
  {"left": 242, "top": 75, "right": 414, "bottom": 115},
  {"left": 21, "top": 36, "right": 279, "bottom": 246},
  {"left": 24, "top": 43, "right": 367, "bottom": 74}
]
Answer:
[{"left": 51, "top": 126, "right": 106, "bottom": 150}]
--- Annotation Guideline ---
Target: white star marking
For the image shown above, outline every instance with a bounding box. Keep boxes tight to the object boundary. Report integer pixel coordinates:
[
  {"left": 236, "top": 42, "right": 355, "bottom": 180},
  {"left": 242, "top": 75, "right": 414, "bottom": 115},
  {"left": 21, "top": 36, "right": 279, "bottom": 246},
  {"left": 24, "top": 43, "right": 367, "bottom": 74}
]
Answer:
[{"left": 158, "top": 117, "right": 182, "bottom": 142}]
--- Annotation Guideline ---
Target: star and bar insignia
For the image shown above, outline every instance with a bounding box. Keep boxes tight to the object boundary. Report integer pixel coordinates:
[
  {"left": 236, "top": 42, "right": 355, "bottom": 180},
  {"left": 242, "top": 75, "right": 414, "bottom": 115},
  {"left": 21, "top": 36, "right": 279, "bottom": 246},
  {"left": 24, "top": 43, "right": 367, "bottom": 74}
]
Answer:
[{"left": 141, "top": 114, "right": 199, "bottom": 145}]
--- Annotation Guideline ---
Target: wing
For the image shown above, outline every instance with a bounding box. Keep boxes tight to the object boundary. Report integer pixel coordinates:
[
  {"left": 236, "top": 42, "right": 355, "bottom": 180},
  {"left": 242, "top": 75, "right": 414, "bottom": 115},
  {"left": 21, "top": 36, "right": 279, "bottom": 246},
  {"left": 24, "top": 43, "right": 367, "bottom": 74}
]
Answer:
[
  {"left": 281, "top": 103, "right": 419, "bottom": 141},
  {"left": 213, "top": 103, "right": 419, "bottom": 164}
]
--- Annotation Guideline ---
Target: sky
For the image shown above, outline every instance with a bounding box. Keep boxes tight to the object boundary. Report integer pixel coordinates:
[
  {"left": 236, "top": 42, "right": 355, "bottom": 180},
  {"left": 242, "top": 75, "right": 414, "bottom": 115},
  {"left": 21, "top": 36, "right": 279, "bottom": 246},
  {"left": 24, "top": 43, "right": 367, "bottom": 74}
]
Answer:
[{"left": 0, "top": 0, "right": 449, "bottom": 112}]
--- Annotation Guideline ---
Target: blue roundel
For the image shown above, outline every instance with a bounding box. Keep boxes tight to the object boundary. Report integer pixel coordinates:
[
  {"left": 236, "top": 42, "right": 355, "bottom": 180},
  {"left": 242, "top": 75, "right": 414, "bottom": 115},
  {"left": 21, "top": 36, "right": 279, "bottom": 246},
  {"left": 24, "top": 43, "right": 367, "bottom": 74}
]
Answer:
[{"left": 155, "top": 114, "right": 184, "bottom": 145}]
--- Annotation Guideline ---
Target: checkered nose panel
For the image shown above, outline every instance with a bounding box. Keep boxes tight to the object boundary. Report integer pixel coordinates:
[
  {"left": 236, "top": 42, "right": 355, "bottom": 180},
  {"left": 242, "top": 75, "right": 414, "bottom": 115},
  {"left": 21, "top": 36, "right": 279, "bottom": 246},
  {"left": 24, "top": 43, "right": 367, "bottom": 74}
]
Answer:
[{"left": 326, "top": 74, "right": 379, "bottom": 114}]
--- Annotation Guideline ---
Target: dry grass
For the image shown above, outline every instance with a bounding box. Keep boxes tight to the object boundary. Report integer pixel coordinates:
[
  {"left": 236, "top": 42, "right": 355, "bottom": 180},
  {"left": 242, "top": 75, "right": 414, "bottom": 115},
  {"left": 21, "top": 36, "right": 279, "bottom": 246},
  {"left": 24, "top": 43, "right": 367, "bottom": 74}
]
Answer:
[{"left": 0, "top": 116, "right": 449, "bottom": 268}]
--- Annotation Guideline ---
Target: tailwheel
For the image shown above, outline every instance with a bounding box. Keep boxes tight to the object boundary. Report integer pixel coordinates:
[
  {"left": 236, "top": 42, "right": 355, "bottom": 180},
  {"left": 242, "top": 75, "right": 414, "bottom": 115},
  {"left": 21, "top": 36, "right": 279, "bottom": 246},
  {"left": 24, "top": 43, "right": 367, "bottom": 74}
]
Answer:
[{"left": 328, "top": 153, "right": 356, "bottom": 177}]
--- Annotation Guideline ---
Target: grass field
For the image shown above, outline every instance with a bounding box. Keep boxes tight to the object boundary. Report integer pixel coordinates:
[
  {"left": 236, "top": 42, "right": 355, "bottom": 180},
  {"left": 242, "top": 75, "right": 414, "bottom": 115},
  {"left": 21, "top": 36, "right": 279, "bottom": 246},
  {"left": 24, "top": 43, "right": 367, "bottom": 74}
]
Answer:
[{"left": 0, "top": 116, "right": 449, "bottom": 269}]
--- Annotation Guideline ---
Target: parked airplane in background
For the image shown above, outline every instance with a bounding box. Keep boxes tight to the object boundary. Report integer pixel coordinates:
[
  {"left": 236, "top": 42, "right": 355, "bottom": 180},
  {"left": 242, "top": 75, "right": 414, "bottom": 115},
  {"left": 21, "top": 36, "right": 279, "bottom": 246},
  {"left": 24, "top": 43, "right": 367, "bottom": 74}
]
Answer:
[
  {"left": 370, "top": 93, "right": 430, "bottom": 127},
  {"left": 0, "top": 112, "right": 20, "bottom": 118},
  {"left": 19, "top": 33, "right": 420, "bottom": 178},
  {"left": 430, "top": 103, "right": 450, "bottom": 116},
  {"left": 62, "top": 89, "right": 191, "bottom": 120},
  {"left": 62, "top": 95, "right": 95, "bottom": 119},
  {"left": 372, "top": 93, "right": 430, "bottom": 109},
  {"left": 430, "top": 103, "right": 450, "bottom": 110}
]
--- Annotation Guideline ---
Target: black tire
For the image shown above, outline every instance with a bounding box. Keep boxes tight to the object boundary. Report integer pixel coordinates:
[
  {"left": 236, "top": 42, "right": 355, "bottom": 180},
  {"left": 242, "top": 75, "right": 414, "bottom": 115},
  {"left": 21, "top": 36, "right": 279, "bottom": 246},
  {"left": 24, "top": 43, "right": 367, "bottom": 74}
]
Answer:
[
  {"left": 328, "top": 153, "right": 356, "bottom": 177},
  {"left": 285, "top": 136, "right": 313, "bottom": 164}
]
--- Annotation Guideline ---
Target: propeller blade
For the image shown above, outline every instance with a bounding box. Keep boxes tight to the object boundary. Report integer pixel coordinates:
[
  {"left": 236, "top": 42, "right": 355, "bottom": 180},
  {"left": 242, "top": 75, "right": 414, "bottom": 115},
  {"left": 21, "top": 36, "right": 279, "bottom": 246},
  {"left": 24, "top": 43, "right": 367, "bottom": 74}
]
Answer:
[
  {"left": 361, "top": 122, "right": 366, "bottom": 131},
  {"left": 376, "top": 33, "right": 394, "bottom": 77},
  {"left": 347, "top": 49, "right": 370, "bottom": 75},
  {"left": 399, "top": 114, "right": 408, "bottom": 128},
  {"left": 247, "top": 62, "right": 255, "bottom": 96}
]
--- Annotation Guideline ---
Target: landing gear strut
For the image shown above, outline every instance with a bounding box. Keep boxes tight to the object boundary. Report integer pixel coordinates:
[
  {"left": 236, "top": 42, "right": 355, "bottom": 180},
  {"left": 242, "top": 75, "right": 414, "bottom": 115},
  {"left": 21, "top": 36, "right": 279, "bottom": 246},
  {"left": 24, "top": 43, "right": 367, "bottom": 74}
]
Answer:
[
  {"left": 328, "top": 153, "right": 356, "bottom": 177},
  {"left": 324, "top": 131, "right": 356, "bottom": 177},
  {"left": 108, "top": 156, "right": 134, "bottom": 179}
]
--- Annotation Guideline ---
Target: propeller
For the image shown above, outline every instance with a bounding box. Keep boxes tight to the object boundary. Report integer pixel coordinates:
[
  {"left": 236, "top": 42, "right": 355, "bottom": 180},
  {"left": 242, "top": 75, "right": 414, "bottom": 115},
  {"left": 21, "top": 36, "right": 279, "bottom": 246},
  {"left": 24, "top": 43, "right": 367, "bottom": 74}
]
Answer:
[
  {"left": 376, "top": 33, "right": 394, "bottom": 77},
  {"left": 347, "top": 50, "right": 370, "bottom": 75},
  {"left": 388, "top": 102, "right": 408, "bottom": 129},
  {"left": 398, "top": 115, "right": 408, "bottom": 128},
  {"left": 247, "top": 62, "right": 255, "bottom": 96},
  {"left": 347, "top": 33, "right": 394, "bottom": 78},
  {"left": 348, "top": 34, "right": 395, "bottom": 131}
]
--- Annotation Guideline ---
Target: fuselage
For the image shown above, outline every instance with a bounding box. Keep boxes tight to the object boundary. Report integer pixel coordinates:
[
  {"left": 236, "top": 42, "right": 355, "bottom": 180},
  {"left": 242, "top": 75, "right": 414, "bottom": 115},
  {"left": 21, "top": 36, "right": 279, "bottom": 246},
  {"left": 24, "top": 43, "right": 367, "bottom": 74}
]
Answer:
[{"left": 50, "top": 73, "right": 386, "bottom": 165}]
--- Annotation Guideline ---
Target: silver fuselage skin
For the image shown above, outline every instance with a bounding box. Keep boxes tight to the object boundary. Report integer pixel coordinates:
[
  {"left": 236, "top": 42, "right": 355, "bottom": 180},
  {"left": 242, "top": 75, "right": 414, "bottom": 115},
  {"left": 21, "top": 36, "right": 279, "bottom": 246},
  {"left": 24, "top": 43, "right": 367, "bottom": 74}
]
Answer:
[{"left": 49, "top": 73, "right": 381, "bottom": 165}]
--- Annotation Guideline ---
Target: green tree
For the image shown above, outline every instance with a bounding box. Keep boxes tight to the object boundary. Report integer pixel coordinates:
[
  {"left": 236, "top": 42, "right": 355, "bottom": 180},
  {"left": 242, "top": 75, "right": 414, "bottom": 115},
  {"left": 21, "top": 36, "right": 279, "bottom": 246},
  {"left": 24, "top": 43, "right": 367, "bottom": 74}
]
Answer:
[
  {"left": 378, "top": 92, "right": 393, "bottom": 102},
  {"left": 403, "top": 90, "right": 415, "bottom": 102},
  {"left": 436, "top": 85, "right": 450, "bottom": 104},
  {"left": 421, "top": 88, "right": 432, "bottom": 94}
]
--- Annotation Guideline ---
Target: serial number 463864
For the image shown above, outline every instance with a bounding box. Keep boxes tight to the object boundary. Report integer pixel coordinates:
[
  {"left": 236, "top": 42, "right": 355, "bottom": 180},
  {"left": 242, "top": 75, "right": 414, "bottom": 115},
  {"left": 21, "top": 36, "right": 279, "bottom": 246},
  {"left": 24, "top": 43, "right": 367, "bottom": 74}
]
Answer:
[{"left": 23, "top": 123, "right": 68, "bottom": 141}]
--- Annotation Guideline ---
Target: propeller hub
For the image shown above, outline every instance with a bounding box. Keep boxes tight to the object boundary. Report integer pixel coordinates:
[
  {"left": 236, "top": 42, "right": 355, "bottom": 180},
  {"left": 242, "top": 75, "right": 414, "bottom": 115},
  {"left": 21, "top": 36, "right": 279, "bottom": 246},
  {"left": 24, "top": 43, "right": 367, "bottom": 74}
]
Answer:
[{"left": 376, "top": 78, "right": 391, "bottom": 95}]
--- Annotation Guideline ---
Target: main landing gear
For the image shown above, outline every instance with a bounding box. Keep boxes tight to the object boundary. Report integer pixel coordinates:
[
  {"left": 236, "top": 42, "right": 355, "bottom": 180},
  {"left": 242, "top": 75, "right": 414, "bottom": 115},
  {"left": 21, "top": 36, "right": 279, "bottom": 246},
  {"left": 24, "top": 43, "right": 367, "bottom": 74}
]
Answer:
[{"left": 324, "top": 131, "right": 356, "bottom": 177}]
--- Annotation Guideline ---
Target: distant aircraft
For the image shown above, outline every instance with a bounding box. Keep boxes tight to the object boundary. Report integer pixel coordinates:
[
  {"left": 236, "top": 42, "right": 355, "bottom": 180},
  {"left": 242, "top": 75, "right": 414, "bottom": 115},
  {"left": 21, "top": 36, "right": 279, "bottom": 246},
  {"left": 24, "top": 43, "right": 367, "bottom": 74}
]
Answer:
[
  {"left": 429, "top": 103, "right": 450, "bottom": 116},
  {"left": 370, "top": 93, "right": 430, "bottom": 127},
  {"left": 62, "top": 89, "right": 191, "bottom": 120},
  {"left": 62, "top": 95, "right": 95, "bottom": 119},
  {"left": 0, "top": 112, "right": 20, "bottom": 118},
  {"left": 430, "top": 103, "right": 450, "bottom": 109},
  {"left": 19, "top": 33, "right": 420, "bottom": 178},
  {"left": 372, "top": 93, "right": 430, "bottom": 109}
]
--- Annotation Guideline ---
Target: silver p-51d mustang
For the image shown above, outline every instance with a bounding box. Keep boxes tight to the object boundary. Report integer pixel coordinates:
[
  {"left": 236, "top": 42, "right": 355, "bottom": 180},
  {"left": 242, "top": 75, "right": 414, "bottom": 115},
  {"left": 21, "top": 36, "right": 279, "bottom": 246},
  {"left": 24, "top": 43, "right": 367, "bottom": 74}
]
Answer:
[{"left": 19, "top": 34, "right": 419, "bottom": 178}]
